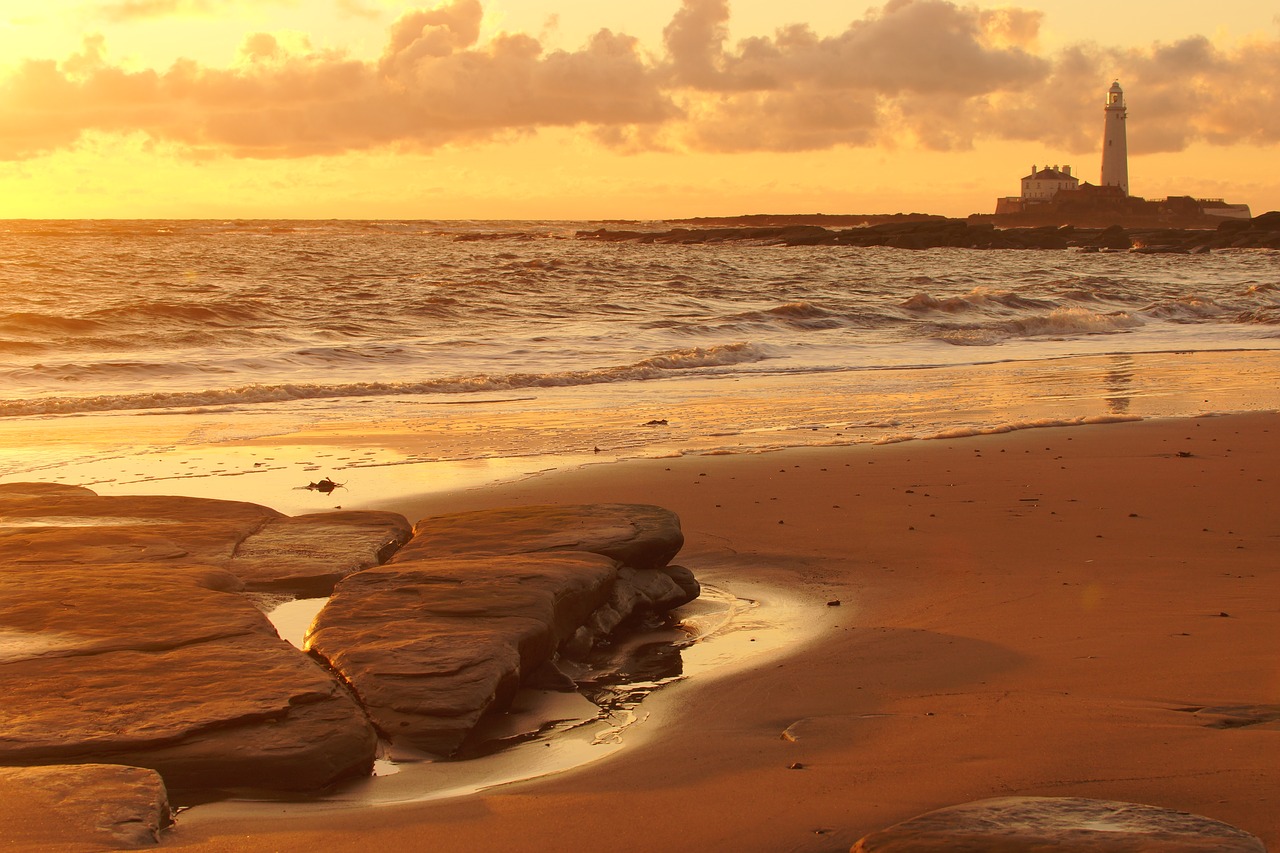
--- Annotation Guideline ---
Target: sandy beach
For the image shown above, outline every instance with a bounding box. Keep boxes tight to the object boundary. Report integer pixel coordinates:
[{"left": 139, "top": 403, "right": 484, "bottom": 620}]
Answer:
[{"left": 130, "top": 410, "right": 1277, "bottom": 852}]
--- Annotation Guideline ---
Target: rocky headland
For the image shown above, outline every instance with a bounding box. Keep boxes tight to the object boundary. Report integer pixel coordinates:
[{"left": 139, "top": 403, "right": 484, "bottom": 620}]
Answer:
[{"left": 577, "top": 210, "right": 1280, "bottom": 251}]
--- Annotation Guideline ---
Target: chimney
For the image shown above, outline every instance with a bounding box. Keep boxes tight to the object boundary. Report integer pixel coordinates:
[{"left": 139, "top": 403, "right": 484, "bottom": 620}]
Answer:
[{"left": 1064, "top": 165, "right": 1072, "bottom": 177}]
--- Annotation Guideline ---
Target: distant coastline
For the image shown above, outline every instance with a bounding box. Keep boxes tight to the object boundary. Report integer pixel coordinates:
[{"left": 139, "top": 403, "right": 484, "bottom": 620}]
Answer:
[
  {"left": 584, "top": 210, "right": 1280, "bottom": 251},
  {"left": 665, "top": 213, "right": 946, "bottom": 228}
]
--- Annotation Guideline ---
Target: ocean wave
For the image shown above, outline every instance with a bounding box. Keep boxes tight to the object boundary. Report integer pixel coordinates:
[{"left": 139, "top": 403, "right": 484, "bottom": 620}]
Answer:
[
  {"left": 1139, "top": 297, "right": 1234, "bottom": 322},
  {"left": 1236, "top": 307, "right": 1280, "bottom": 325},
  {"left": 723, "top": 301, "right": 890, "bottom": 332},
  {"left": 633, "top": 342, "right": 769, "bottom": 369},
  {"left": 925, "top": 414, "right": 1144, "bottom": 439},
  {"left": 729, "top": 301, "right": 834, "bottom": 325},
  {"left": 935, "top": 307, "right": 1142, "bottom": 346},
  {"left": 766, "top": 301, "right": 831, "bottom": 320},
  {"left": 0, "top": 339, "right": 50, "bottom": 355},
  {"left": 901, "top": 287, "right": 1056, "bottom": 314},
  {"left": 87, "top": 300, "right": 271, "bottom": 328},
  {"left": 0, "top": 343, "right": 773, "bottom": 416},
  {"left": 872, "top": 414, "right": 1145, "bottom": 444},
  {"left": 0, "top": 312, "right": 104, "bottom": 334}
]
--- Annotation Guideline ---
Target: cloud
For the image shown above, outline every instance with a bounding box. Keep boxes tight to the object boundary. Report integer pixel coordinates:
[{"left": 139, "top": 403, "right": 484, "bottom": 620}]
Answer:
[
  {"left": 94, "top": 0, "right": 269, "bottom": 22},
  {"left": 663, "top": 0, "right": 1051, "bottom": 151},
  {"left": 335, "top": 0, "right": 382, "bottom": 19},
  {"left": 662, "top": 0, "right": 1280, "bottom": 155},
  {"left": 1116, "top": 35, "right": 1280, "bottom": 153},
  {"left": 97, "top": 0, "right": 208, "bottom": 21},
  {"left": 1, "top": 0, "right": 1277, "bottom": 162},
  {"left": 0, "top": 0, "right": 675, "bottom": 159}
]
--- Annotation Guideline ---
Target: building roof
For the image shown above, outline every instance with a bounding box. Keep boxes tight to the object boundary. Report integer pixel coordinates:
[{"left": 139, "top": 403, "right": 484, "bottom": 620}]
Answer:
[{"left": 1023, "top": 167, "right": 1079, "bottom": 182}]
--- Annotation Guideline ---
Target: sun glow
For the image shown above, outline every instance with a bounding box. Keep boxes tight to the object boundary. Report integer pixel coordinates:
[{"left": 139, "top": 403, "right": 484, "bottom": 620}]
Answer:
[{"left": 1, "top": 0, "right": 1277, "bottom": 218}]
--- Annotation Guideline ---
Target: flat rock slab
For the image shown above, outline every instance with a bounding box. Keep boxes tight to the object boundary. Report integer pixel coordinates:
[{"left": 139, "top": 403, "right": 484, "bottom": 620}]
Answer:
[
  {"left": 229, "top": 511, "right": 413, "bottom": 594},
  {"left": 0, "top": 564, "right": 258, "bottom": 663},
  {"left": 0, "top": 764, "right": 171, "bottom": 850},
  {"left": 0, "top": 485, "right": 281, "bottom": 567},
  {"left": 0, "top": 489, "right": 698, "bottom": 803},
  {"left": 0, "top": 483, "right": 413, "bottom": 595},
  {"left": 0, "top": 564, "right": 376, "bottom": 795},
  {"left": 393, "top": 504, "right": 684, "bottom": 571},
  {"left": 852, "top": 796, "right": 1266, "bottom": 852},
  {"left": 307, "top": 552, "right": 620, "bottom": 756}
]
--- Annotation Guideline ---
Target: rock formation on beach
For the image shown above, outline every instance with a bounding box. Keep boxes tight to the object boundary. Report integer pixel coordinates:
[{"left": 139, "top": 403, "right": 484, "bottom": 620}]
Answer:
[
  {"left": 0, "top": 482, "right": 699, "bottom": 845},
  {"left": 0, "top": 562, "right": 378, "bottom": 792},
  {"left": 853, "top": 796, "right": 1268, "bottom": 852},
  {"left": 0, "top": 764, "right": 172, "bottom": 850},
  {"left": 307, "top": 504, "right": 696, "bottom": 756},
  {"left": 577, "top": 210, "right": 1280, "bottom": 252}
]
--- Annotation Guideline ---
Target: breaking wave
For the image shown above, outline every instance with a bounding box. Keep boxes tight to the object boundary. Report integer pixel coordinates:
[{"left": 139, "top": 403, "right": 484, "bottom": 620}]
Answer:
[
  {"left": 934, "top": 307, "right": 1143, "bottom": 346},
  {"left": 2, "top": 221, "right": 1278, "bottom": 426},
  {"left": 0, "top": 343, "right": 772, "bottom": 416},
  {"left": 901, "top": 288, "right": 1057, "bottom": 313}
]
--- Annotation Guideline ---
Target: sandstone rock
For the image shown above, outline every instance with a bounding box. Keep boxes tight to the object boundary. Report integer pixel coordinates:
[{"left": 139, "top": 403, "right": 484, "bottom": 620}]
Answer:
[
  {"left": 393, "top": 503, "right": 684, "bottom": 571},
  {"left": 0, "top": 764, "right": 171, "bottom": 850},
  {"left": 0, "top": 489, "right": 698, "bottom": 795},
  {"left": 0, "top": 564, "right": 257, "bottom": 663},
  {"left": 0, "top": 635, "right": 375, "bottom": 788},
  {"left": 566, "top": 565, "right": 699, "bottom": 652},
  {"left": 659, "top": 564, "right": 701, "bottom": 606},
  {"left": 0, "top": 483, "right": 96, "bottom": 499},
  {"left": 0, "top": 564, "right": 377, "bottom": 795},
  {"left": 228, "top": 510, "right": 413, "bottom": 595},
  {"left": 852, "top": 796, "right": 1266, "bottom": 852},
  {"left": 306, "top": 552, "right": 618, "bottom": 756},
  {"left": 0, "top": 485, "right": 413, "bottom": 597},
  {"left": 0, "top": 490, "right": 281, "bottom": 568}
]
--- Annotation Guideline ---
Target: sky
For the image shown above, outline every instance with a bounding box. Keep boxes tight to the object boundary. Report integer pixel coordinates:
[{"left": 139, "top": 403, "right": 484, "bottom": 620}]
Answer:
[{"left": 1, "top": 0, "right": 1278, "bottom": 219}]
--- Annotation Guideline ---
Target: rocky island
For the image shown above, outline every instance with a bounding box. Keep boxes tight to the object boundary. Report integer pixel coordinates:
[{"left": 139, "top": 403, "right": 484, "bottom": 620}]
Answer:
[{"left": 577, "top": 210, "right": 1280, "bottom": 251}]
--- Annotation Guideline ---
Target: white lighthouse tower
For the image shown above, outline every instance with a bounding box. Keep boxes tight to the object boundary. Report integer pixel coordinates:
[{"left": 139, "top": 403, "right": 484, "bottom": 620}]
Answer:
[{"left": 1100, "top": 80, "right": 1129, "bottom": 195}]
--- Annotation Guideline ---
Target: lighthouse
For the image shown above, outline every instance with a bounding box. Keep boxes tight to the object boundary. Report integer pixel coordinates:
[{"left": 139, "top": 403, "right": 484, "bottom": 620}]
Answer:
[{"left": 1100, "top": 80, "right": 1128, "bottom": 195}]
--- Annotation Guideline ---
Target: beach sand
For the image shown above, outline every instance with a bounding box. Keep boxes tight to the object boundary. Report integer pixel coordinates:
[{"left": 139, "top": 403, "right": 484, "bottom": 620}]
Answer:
[{"left": 128, "top": 413, "right": 1280, "bottom": 850}]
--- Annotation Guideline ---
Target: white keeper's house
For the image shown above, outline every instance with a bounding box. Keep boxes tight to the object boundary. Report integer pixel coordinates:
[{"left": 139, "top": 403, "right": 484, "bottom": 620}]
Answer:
[{"left": 1021, "top": 165, "right": 1079, "bottom": 201}]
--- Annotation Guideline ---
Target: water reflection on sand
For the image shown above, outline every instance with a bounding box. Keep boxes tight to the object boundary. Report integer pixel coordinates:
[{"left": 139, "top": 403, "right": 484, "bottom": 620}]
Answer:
[{"left": 188, "top": 580, "right": 825, "bottom": 822}]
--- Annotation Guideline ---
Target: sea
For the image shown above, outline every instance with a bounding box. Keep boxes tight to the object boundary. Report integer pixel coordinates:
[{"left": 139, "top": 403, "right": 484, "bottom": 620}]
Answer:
[{"left": 1, "top": 218, "right": 1277, "bottom": 512}]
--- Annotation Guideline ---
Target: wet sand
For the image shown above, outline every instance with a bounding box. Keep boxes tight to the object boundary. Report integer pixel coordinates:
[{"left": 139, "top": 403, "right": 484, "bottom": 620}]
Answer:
[{"left": 112, "top": 413, "right": 1280, "bottom": 849}]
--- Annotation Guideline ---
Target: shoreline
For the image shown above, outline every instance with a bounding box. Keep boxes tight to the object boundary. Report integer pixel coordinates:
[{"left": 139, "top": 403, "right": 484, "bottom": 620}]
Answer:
[
  {"left": 152, "top": 410, "right": 1279, "bottom": 851},
  {"left": 4, "top": 348, "right": 1279, "bottom": 520}
]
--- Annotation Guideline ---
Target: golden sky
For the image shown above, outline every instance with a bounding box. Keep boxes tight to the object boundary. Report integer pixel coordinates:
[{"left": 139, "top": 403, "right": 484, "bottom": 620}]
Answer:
[{"left": 1, "top": 0, "right": 1277, "bottom": 219}]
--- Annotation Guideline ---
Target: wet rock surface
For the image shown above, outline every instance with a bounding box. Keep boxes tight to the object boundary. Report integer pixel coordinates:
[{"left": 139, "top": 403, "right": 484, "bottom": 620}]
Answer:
[
  {"left": 0, "top": 764, "right": 171, "bottom": 850},
  {"left": 0, "top": 483, "right": 411, "bottom": 597},
  {"left": 229, "top": 510, "right": 413, "bottom": 595},
  {"left": 306, "top": 552, "right": 620, "bottom": 756},
  {"left": 0, "top": 484, "right": 280, "bottom": 567},
  {"left": 309, "top": 503, "right": 694, "bottom": 756},
  {"left": 852, "top": 796, "right": 1267, "bottom": 852},
  {"left": 394, "top": 503, "right": 684, "bottom": 570},
  {"left": 0, "top": 486, "right": 699, "bottom": 813},
  {"left": 0, "top": 563, "right": 378, "bottom": 794}
]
